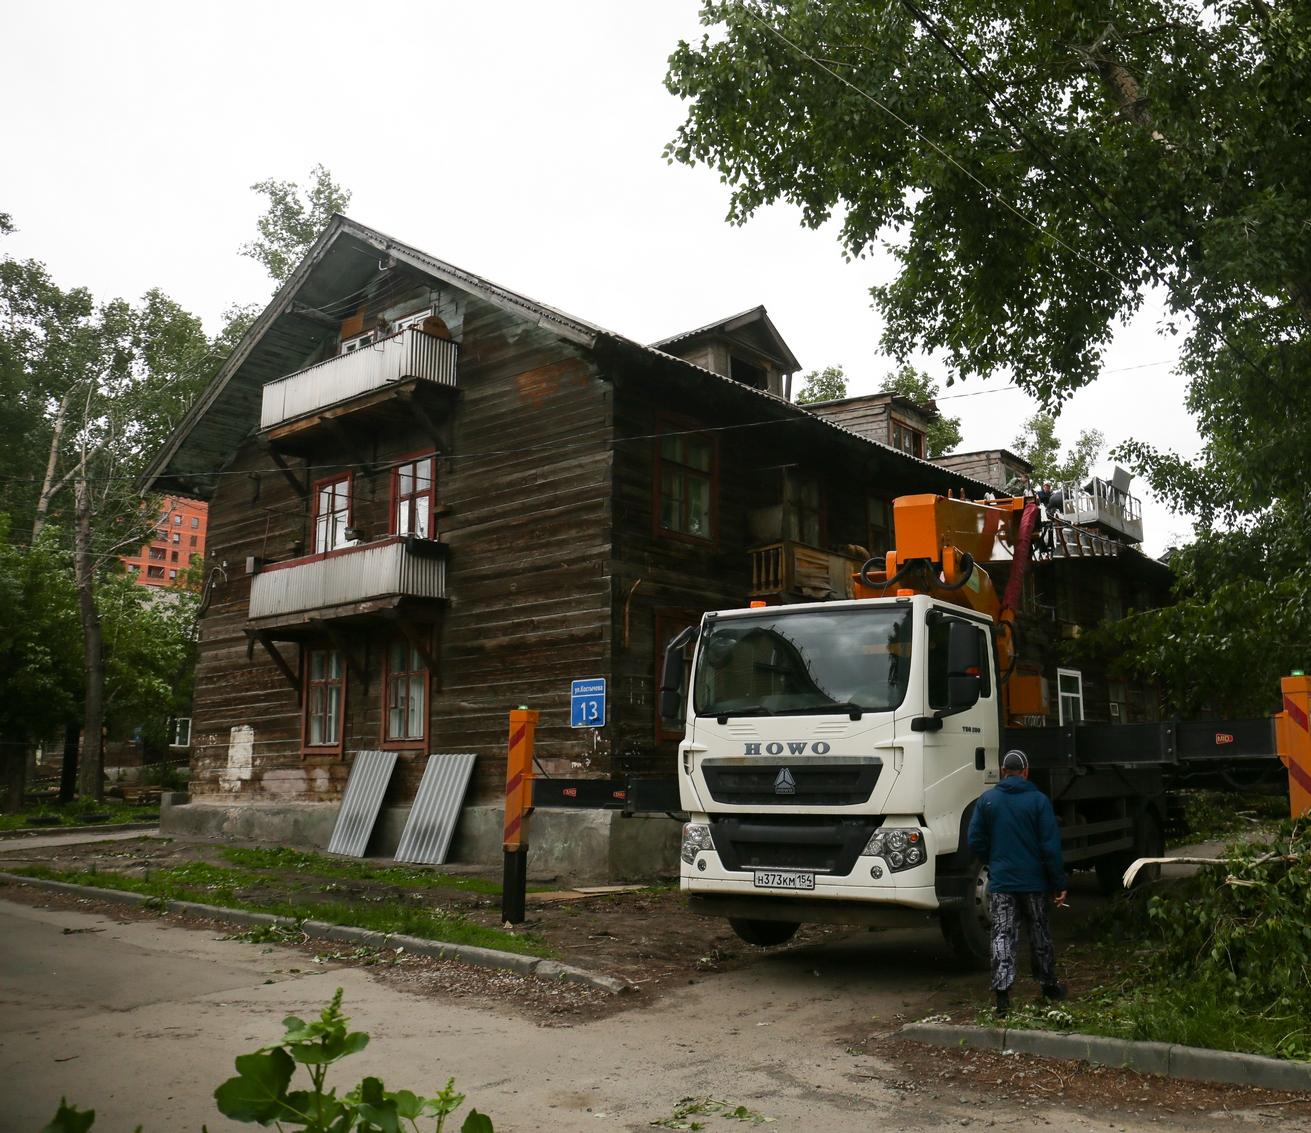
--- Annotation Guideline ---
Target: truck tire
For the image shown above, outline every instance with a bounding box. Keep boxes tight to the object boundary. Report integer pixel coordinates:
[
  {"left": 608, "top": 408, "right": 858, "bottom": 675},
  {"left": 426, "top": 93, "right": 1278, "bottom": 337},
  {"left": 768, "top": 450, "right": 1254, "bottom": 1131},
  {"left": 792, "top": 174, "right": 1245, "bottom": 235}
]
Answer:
[
  {"left": 728, "top": 918, "right": 800, "bottom": 947},
  {"left": 940, "top": 860, "right": 991, "bottom": 970},
  {"left": 1096, "top": 807, "right": 1165, "bottom": 895}
]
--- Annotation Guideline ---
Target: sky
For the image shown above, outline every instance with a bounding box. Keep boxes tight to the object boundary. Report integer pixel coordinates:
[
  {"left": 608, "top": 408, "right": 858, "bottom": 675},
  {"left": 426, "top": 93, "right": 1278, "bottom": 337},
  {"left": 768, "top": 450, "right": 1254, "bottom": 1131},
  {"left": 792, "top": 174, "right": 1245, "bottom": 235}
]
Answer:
[{"left": 2, "top": 0, "right": 1201, "bottom": 554}]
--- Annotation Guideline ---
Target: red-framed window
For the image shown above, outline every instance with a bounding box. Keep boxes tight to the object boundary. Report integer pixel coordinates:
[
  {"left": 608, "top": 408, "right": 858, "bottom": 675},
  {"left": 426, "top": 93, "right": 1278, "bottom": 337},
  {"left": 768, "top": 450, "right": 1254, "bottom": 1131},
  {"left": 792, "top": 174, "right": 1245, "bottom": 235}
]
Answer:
[
  {"left": 655, "top": 423, "right": 717, "bottom": 543},
  {"left": 383, "top": 639, "right": 429, "bottom": 747},
  {"left": 303, "top": 648, "right": 346, "bottom": 753},
  {"left": 391, "top": 455, "right": 436, "bottom": 539},
  {"left": 313, "top": 474, "right": 352, "bottom": 554}
]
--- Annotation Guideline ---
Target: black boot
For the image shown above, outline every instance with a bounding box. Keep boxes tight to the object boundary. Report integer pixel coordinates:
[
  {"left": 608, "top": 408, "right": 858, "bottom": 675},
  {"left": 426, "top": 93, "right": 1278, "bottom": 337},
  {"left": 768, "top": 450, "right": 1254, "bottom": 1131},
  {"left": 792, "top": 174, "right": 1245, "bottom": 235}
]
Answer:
[
  {"left": 995, "top": 989, "right": 1011, "bottom": 1017},
  {"left": 1042, "top": 983, "right": 1068, "bottom": 1002}
]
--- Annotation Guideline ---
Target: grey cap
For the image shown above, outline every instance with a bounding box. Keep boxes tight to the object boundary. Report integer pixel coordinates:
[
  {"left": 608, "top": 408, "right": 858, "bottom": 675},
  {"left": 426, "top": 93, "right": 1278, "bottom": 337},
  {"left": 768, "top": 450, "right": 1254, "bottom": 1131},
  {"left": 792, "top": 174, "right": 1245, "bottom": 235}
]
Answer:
[{"left": 1001, "top": 749, "right": 1029, "bottom": 772}]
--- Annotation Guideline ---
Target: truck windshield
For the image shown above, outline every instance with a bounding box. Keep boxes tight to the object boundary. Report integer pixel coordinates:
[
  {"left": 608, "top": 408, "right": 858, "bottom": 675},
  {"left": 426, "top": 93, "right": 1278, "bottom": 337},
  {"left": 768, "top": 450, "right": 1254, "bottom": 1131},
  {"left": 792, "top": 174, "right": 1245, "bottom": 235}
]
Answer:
[{"left": 692, "top": 607, "right": 913, "bottom": 717}]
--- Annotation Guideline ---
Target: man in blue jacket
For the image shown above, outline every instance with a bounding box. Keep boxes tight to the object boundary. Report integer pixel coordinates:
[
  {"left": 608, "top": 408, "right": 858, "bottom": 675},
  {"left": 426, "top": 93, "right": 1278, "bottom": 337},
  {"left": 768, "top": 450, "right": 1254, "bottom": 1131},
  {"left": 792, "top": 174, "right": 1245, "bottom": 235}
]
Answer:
[{"left": 968, "top": 749, "right": 1068, "bottom": 1016}]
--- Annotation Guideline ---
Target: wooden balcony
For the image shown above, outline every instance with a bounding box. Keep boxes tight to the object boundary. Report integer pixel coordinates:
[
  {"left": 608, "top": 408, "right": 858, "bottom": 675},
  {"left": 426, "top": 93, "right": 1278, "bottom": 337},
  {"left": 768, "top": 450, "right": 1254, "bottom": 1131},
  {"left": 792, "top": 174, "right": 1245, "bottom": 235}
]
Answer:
[
  {"left": 749, "top": 541, "right": 863, "bottom": 602},
  {"left": 248, "top": 536, "right": 447, "bottom": 631},
  {"left": 259, "top": 328, "right": 458, "bottom": 437}
]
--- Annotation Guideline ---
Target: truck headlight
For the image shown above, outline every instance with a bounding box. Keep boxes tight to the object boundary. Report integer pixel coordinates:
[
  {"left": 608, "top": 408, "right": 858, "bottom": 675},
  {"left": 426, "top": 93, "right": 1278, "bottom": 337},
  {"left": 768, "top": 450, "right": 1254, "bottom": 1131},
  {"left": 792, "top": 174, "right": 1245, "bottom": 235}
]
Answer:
[
  {"left": 861, "top": 826, "right": 926, "bottom": 872},
  {"left": 680, "top": 822, "right": 713, "bottom": 864}
]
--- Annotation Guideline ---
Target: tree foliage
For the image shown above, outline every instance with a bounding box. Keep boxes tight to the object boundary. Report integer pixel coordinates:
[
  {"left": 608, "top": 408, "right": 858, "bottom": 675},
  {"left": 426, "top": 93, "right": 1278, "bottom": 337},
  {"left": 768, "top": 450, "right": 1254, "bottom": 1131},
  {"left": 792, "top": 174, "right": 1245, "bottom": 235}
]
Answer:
[
  {"left": 241, "top": 164, "right": 353, "bottom": 284},
  {"left": 667, "top": 3, "right": 1311, "bottom": 708},
  {"left": 878, "top": 363, "right": 961, "bottom": 457},
  {"left": 1012, "top": 411, "right": 1104, "bottom": 485},
  {"left": 794, "top": 364, "right": 848, "bottom": 404}
]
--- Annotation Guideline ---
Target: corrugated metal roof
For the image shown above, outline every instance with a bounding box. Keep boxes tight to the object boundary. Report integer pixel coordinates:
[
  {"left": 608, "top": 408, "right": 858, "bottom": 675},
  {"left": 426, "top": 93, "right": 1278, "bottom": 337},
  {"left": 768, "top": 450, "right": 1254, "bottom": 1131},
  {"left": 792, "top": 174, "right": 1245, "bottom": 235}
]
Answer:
[
  {"left": 393, "top": 753, "right": 477, "bottom": 865},
  {"left": 327, "top": 749, "right": 398, "bottom": 857},
  {"left": 142, "top": 214, "right": 994, "bottom": 500}
]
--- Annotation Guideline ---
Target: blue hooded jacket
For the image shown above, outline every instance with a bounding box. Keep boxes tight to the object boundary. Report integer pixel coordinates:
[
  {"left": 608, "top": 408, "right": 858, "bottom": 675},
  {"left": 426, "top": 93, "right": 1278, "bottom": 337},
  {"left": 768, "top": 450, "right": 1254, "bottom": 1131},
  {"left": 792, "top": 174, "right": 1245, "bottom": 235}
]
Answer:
[{"left": 967, "top": 776, "right": 1067, "bottom": 894}]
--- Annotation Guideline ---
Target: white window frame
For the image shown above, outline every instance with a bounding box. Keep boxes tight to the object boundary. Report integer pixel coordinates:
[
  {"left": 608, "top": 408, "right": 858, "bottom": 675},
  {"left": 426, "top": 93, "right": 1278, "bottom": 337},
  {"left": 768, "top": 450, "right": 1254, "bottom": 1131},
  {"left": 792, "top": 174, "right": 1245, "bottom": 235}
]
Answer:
[
  {"left": 170, "top": 717, "right": 192, "bottom": 748},
  {"left": 1057, "top": 668, "right": 1084, "bottom": 725},
  {"left": 392, "top": 307, "right": 433, "bottom": 335},
  {"left": 340, "top": 330, "right": 377, "bottom": 356}
]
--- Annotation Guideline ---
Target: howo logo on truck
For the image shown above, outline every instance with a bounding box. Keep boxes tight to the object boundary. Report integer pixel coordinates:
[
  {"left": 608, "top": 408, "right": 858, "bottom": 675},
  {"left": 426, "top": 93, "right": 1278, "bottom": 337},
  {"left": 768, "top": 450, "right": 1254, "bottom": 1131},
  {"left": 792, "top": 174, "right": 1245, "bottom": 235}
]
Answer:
[{"left": 743, "top": 741, "right": 832, "bottom": 755}]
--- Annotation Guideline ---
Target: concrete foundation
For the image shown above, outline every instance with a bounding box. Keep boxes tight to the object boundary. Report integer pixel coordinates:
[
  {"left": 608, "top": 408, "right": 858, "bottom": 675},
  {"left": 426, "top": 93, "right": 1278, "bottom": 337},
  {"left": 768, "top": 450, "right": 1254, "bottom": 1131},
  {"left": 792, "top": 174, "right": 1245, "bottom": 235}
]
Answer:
[{"left": 160, "top": 795, "right": 681, "bottom": 885}]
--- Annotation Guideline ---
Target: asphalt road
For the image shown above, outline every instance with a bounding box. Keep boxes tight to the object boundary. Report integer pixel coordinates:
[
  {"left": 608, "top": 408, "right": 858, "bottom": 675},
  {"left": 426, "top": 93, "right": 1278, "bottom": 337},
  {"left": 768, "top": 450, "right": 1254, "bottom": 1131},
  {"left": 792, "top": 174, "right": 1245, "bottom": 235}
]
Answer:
[{"left": 5, "top": 892, "right": 1306, "bottom": 1133}]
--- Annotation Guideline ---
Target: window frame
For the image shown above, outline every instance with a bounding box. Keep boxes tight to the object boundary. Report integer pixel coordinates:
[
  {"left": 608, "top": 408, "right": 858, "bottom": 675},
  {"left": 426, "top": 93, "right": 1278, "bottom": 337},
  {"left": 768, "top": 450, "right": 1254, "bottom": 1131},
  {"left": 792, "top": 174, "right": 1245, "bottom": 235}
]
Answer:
[
  {"left": 302, "top": 647, "right": 347, "bottom": 755},
  {"left": 381, "top": 636, "right": 431, "bottom": 750},
  {"left": 890, "top": 417, "right": 926, "bottom": 459},
  {"left": 311, "top": 473, "right": 354, "bottom": 555},
  {"left": 390, "top": 452, "right": 437, "bottom": 540},
  {"left": 170, "top": 717, "right": 192, "bottom": 748},
  {"left": 653, "top": 418, "right": 719, "bottom": 546},
  {"left": 1057, "top": 667, "right": 1084, "bottom": 725}
]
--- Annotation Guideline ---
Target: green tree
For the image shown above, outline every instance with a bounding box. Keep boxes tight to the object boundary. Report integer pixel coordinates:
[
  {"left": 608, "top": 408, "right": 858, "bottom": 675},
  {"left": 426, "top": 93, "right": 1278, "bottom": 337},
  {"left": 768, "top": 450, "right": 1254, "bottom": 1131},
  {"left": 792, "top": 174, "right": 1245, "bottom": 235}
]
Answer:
[
  {"left": 878, "top": 363, "right": 962, "bottom": 458},
  {"left": 0, "top": 516, "right": 81, "bottom": 811},
  {"left": 794, "top": 364, "right": 848, "bottom": 404},
  {"left": 1012, "top": 412, "right": 1104, "bottom": 485},
  {"left": 666, "top": 4, "right": 1311, "bottom": 708},
  {"left": 241, "top": 164, "right": 353, "bottom": 284}
]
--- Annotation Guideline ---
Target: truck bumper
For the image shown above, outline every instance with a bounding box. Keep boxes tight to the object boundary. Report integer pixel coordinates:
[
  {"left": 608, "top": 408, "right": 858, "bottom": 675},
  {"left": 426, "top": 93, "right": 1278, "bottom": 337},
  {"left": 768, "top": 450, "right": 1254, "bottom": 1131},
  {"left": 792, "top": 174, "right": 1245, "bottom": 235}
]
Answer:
[{"left": 681, "top": 850, "right": 939, "bottom": 911}]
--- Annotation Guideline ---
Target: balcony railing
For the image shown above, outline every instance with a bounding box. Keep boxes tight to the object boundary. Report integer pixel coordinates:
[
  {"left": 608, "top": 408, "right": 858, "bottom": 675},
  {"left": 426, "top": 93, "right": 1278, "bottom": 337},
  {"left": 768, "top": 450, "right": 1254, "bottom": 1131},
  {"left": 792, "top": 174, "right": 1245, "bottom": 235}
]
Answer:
[
  {"left": 1052, "top": 477, "right": 1144, "bottom": 544},
  {"left": 260, "top": 328, "right": 458, "bottom": 431},
  {"left": 750, "top": 541, "right": 863, "bottom": 601},
  {"left": 249, "top": 537, "right": 446, "bottom": 623}
]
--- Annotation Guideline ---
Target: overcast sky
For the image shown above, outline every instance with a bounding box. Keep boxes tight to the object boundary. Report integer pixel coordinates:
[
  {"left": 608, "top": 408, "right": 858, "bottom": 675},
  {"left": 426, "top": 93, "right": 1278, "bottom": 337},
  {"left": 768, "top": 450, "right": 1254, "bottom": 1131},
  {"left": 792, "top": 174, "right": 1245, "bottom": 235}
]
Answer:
[{"left": 3, "top": 0, "right": 1200, "bottom": 554}]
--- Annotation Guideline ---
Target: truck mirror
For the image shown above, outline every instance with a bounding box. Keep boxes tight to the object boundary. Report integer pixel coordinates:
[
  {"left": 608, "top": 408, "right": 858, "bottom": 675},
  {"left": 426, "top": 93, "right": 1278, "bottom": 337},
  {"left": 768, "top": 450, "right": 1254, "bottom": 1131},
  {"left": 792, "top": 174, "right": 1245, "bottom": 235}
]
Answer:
[{"left": 659, "top": 625, "right": 698, "bottom": 725}]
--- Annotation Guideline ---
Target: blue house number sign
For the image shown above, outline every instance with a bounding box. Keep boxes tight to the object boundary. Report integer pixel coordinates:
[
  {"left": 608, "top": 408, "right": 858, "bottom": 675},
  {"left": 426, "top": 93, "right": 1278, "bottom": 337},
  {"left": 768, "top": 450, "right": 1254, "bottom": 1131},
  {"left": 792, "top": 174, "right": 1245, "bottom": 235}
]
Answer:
[{"left": 570, "top": 678, "right": 606, "bottom": 728}]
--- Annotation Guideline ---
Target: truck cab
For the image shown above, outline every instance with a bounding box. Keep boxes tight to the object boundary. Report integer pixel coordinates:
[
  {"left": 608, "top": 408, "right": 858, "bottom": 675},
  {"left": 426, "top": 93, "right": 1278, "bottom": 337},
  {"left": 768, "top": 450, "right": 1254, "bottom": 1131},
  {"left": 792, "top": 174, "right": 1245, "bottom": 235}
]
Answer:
[{"left": 668, "top": 593, "right": 999, "bottom": 955}]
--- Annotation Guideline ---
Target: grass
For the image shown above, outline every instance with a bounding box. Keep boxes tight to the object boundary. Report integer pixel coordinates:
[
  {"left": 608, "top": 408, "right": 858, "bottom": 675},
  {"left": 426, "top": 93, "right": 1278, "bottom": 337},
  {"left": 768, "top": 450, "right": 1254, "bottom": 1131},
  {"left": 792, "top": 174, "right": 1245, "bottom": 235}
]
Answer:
[
  {"left": 0, "top": 801, "right": 160, "bottom": 833},
  {"left": 8, "top": 861, "right": 555, "bottom": 958},
  {"left": 218, "top": 845, "right": 518, "bottom": 896}
]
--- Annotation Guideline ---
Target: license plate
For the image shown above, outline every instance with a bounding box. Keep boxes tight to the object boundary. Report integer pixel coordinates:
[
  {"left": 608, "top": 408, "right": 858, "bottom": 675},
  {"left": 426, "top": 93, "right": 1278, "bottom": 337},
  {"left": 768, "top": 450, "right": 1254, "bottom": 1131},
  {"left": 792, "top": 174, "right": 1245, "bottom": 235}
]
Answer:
[{"left": 753, "top": 870, "right": 815, "bottom": 891}]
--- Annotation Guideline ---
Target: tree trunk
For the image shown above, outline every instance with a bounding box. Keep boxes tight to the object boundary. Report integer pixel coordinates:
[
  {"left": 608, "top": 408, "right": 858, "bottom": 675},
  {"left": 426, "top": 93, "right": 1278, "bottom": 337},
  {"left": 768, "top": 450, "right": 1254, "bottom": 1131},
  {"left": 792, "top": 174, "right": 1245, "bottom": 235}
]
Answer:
[
  {"left": 31, "top": 390, "right": 72, "bottom": 543},
  {"left": 2, "top": 736, "right": 26, "bottom": 814},
  {"left": 73, "top": 475, "right": 105, "bottom": 802},
  {"left": 60, "top": 721, "right": 80, "bottom": 805}
]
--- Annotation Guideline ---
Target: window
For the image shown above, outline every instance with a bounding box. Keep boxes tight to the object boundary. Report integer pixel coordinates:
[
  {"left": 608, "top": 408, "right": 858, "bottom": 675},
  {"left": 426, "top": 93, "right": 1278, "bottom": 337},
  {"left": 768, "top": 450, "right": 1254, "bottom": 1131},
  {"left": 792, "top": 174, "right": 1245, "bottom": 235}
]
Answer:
[
  {"left": 172, "top": 532, "right": 181, "bottom": 544},
  {"left": 146, "top": 566, "right": 165, "bottom": 579},
  {"left": 866, "top": 497, "right": 892, "bottom": 558},
  {"left": 392, "top": 307, "right": 433, "bottom": 334},
  {"left": 927, "top": 617, "right": 991, "bottom": 710},
  {"left": 190, "top": 535, "right": 198, "bottom": 548},
  {"left": 304, "top": 649, "right": 345, "bottom": 750},
  {"left": 340, "top": 330, "right": 376, "bottom": 355},
  {"left": 313, "top": 475, "right": 352, "bottom": 553},
  {"left": 149, "top": 547, "right": 166, "bottom": 561},
  {"left": 168, "top": 569, "right": 177, "bottom": 580},
  {"left": 384, "top": 640, "right": 428, "bottom": 746},
  {"left": 786, "top": 471, "right": 822, "bottom": 546},
  {"left": 656, "top": 426, "right": 716, "bottom": 541},
  {"left": 392, "top": 455, "right": 435, "bottom": 539},
  {"left": 173, "top": 514, "right": 183, "bottom": 525},
  {"left": 170, "top": 717, "right": 192, "bottom": 748},
  {"left": 190, "top": 516, "right": 200, "bottom": 529},
  {"left": 730, "top": 354, "right": 767, "bottom": 390},
  {"left": 1057, "top": 668, "right": 1084, "bottom": 724},
  {"left": 891, "top": 419, "right": 925, "bottom": 458}
]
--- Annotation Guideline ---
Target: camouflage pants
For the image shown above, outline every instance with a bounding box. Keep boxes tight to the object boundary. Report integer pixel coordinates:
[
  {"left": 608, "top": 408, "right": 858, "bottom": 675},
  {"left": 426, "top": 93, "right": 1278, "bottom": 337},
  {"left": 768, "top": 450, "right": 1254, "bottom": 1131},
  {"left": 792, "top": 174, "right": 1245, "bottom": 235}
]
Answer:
[{"left": 989, "top": 891, "right": 1057, "bottom": 992}]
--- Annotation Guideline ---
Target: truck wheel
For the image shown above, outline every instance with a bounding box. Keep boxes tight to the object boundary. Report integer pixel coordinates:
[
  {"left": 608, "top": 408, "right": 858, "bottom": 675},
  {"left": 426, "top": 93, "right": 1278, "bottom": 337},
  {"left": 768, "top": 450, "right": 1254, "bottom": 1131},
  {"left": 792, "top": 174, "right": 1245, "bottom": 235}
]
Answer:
[
  {"left": 1096, "top": 808, "right": 1165, "bottom": 895},
  {"left": 940, "top": 861, "right": 991, "bottom": 970},
  {"left": 728, "top": 918, "right": 800, "bottom": 947}
]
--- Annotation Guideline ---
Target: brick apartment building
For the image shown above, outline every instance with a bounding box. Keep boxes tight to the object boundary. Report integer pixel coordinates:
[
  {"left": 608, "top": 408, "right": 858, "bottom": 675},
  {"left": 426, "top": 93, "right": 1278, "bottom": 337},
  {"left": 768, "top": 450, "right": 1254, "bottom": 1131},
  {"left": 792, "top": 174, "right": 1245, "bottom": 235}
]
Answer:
[{"left": 122, "top": 496, "right": 208, "bottom": 587}]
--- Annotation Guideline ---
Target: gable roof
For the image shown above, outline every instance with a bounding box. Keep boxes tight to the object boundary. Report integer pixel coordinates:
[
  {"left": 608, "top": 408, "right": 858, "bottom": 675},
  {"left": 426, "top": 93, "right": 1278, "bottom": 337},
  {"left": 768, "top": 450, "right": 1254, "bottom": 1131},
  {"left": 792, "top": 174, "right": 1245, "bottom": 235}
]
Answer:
[
  {"left": 649, "top": 305, "right": 801, "bottom": 373},
  {"left": 142, "top": 215, "right": 989, "bottom": 500}
]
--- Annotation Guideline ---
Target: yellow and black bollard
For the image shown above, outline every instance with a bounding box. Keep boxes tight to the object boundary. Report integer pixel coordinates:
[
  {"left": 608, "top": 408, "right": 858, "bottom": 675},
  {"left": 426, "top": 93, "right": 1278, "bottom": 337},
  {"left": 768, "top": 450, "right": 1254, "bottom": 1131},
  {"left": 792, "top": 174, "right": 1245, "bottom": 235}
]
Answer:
[{"left": 501, "top": 706, "right": 539, "bottom": 924}]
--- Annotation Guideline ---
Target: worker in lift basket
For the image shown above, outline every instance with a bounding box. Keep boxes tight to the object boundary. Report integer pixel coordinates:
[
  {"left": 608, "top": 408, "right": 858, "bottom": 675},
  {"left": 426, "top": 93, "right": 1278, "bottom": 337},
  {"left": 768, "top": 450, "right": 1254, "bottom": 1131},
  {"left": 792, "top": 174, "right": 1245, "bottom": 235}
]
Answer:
[{"left": 968, "top": 749, "right": 1069, "bottom": 1017}]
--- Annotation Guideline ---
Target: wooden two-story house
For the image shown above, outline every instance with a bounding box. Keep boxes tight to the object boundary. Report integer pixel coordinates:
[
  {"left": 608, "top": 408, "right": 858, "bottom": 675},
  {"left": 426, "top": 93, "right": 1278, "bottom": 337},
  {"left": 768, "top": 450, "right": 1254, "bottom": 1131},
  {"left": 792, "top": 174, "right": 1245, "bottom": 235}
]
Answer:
[{"left": 143, "top": 216, "right": 1168, "bottom": 871}]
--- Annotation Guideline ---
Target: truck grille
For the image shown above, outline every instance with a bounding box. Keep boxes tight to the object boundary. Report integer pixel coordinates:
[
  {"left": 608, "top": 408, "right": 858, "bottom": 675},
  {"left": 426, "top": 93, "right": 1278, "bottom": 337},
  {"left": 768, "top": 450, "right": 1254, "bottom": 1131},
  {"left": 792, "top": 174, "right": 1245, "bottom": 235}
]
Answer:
[
  {"left": 710, "top": 815, "right": 879, "bottom": 874},
  {"left": 701, "top": 758, "right": 881, "bottom": 806}
]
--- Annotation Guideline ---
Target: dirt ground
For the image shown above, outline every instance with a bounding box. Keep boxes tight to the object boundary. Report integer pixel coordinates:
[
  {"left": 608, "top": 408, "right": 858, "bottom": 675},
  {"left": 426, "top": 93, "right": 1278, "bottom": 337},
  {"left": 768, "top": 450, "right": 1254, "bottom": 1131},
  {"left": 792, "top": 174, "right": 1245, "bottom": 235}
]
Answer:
[{"left": 3, "top": 832, "right": 1311, "bottom": 1126}]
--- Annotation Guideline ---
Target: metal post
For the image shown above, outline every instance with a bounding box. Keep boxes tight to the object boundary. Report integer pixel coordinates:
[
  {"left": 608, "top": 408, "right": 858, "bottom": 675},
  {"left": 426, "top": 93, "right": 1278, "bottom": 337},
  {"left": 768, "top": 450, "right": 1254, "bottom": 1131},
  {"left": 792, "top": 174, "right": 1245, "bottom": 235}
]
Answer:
[
  {"left": 1275, "top": 674, "right": 1311, "bottom": 819},
  {"left": 501, "top": 707, "right": 539, "bottom": 924}
]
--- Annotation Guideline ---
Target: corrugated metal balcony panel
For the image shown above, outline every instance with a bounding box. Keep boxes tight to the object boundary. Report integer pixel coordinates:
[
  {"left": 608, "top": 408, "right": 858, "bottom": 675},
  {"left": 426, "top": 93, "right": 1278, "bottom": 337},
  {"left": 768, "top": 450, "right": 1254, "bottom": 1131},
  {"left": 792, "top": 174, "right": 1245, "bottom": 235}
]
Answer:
[
  {"left": 1055, "top": 478, "right": 1144, "bottom": 543},
  {"left": 248, "top": 539, "right": 446, "bottom": 621},
  {"left": 259, "top": 329, "right": 458, "bottom": 431}
]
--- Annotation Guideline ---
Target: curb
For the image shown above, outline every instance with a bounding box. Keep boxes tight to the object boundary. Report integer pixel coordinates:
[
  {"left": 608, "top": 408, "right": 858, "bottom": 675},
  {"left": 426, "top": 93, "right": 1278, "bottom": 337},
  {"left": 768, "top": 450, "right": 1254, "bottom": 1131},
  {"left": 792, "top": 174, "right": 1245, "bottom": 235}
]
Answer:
[
  {"left": 899, "top": 1022, "right": 1311, "bottom": 1093},
  {"left": 0, "top": 871, "right": 630, "bottom": 996},
  {"left": 0, "top": 822, "right": 160, "bottom": 841}
]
